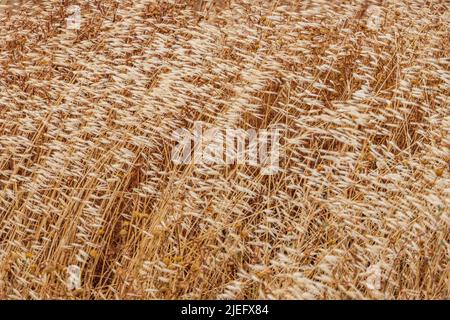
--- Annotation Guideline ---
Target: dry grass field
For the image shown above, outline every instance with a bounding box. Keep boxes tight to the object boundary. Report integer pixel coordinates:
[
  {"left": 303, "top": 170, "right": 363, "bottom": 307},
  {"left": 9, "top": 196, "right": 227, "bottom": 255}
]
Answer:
[{"left": 0, "top": 0, "right": 448, "bottom": 299}]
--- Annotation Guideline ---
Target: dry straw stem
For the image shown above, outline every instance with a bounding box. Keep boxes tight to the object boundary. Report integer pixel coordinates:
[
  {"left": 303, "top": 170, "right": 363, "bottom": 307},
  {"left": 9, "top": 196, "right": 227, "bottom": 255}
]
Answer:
[{"left": 0, "top": 0, "right": 449, "bottom": 299}]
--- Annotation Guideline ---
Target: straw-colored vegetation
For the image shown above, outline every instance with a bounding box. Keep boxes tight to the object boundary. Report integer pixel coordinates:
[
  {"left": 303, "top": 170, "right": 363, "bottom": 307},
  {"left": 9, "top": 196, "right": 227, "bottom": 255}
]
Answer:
[{"left": 0, "top": 0, "right": 448, "bottom": 299}]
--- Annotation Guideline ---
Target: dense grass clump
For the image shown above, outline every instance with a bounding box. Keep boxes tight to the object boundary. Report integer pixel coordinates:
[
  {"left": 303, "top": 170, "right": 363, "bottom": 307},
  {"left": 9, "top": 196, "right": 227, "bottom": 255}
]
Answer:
[{"left": 0, "top": 0, "right": 448, "bottom": 299}]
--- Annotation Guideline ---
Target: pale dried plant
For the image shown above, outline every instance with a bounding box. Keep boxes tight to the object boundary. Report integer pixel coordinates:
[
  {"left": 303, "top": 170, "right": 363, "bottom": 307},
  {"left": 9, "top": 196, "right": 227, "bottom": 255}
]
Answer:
[{"left": 0, "top": 0, "right": 448, "bottom": 300}]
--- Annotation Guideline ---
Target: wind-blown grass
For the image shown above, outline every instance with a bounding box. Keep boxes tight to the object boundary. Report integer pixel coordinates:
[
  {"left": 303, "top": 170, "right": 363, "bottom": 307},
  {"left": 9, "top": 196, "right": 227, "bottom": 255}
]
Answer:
[{"left": 0, "top": 0, "right": 448, "bottom": 299}]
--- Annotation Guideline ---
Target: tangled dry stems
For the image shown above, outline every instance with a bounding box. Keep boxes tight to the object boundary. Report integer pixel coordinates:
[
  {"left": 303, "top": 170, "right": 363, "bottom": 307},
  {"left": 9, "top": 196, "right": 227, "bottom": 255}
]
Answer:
[{"left": 0, "top": 0, "right": 448, "bottom": 299}]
